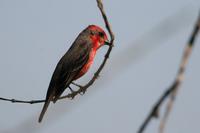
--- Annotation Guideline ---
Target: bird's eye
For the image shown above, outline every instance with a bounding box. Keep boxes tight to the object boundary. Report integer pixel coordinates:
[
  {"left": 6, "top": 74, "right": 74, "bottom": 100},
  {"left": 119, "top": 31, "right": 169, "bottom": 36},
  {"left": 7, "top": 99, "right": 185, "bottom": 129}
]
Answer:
[{"left": 98, "top": 32, "right": 104, "bottom": 37}]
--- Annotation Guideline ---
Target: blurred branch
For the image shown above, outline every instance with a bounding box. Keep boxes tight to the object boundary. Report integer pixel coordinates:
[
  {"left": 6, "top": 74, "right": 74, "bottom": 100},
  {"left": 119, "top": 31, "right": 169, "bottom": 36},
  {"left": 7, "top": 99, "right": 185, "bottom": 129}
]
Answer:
[
  {"left": 138, "top": 12, "right": 200, "bottom": 133},
  {"left": 0, "top": 0, "right": 114, "bottom": 104},
  {"left": 159, "top": 12, "right": 200, "bottom": 133}
]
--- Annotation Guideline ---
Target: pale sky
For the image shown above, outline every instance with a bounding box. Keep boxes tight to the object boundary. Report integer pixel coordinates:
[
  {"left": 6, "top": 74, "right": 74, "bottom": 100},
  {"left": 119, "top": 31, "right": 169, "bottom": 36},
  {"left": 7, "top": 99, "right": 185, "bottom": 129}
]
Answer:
[{"left": 0, "top": 0, "right": 200, "bottom": 133}]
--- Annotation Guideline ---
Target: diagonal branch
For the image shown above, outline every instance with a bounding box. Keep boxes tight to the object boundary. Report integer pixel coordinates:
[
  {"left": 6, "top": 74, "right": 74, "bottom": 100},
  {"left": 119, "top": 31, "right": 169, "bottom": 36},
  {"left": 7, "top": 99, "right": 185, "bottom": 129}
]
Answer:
[
  {"left": 137, "top": 12, "right": 200, "bottom": 133},
  {"left": 159, "top": 12, "right": 200, "bottom": 133},
  {"left": 0, "top": 0, "right": 114, "bottom": 104}
]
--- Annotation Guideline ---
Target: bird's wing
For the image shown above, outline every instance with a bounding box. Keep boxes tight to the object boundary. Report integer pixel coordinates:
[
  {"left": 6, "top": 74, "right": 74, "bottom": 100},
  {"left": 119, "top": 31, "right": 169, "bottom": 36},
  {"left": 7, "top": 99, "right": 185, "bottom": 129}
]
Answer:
[
  {"left": 46, "top": 39, "right": 92, "bottom": 102},
  {"left": 39, "top": 39, "right": 91, "bottom": 123}
]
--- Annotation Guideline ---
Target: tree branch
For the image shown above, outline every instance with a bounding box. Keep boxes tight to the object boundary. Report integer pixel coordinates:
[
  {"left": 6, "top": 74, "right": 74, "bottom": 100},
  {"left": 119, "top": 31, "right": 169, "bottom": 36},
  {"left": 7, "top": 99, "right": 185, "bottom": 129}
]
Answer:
[
  {"left": 159, "top": 12, "right": 200, "bottom": 133},
  {"left": 0, "top": 0, "right": 114, "bottom": 104},
  {"left": 138, "top": 12, "right": 200, "bottom": 133}
]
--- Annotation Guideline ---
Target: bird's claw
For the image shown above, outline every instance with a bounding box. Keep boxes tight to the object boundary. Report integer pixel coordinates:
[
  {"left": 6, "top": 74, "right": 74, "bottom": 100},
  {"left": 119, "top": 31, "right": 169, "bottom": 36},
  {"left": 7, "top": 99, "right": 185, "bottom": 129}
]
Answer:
[
  {"left": 69, "top": 94, "right": 76, "bottom": 99},
  {"left": 79, "top": 88, "right": 87, "bottom": 95}
]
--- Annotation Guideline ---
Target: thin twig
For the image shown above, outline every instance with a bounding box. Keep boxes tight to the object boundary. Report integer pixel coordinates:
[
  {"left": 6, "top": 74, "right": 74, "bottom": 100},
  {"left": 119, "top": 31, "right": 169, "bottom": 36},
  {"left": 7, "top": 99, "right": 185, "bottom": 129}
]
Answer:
[
  {"left": 159, "top": 12, "right": 200, "bottom": 133},
  {"left": 0, "top": 97, "right": 45, "bottom": 104},
  {"left": 138, "top": 12, "right": 200, "bottom": 133},
  {"left": 0, "top": 0, "right": 114, "bottom": 104}
]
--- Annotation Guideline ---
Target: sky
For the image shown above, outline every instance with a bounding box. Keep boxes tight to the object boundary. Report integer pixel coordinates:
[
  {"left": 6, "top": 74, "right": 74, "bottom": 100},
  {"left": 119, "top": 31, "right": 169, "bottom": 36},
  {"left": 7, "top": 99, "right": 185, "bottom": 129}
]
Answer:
[{"left": 0, "top": 0, "right": 200, "bottom": 133}]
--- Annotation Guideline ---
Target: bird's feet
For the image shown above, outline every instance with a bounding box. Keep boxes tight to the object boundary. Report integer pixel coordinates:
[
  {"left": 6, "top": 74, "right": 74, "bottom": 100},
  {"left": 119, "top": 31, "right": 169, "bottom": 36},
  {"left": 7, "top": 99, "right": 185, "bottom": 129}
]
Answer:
[
  {"left": 72, "top": 82, "right": 83, "bottom": 88},
  {"left": 68, "top": 88, "right": 86, "bottom": 99},
  {"left": 68, "top": 82, "right": 86, "bottom": 99},
  {"left": 71, "top": 82, "right": 87, "bottom": 95},
  {"left": 71, "top": 82, "right": 84, "bottom": 95},
  {"left": 79, "top": 88, "right": 87, "bottom": 95}
]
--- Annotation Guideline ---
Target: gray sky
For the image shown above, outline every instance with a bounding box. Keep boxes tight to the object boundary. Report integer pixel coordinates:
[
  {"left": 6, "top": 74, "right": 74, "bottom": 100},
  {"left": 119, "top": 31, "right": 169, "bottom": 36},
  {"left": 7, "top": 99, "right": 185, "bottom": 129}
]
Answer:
[{"left": 0, "top": 0, "right": 200, "bottom": 133}]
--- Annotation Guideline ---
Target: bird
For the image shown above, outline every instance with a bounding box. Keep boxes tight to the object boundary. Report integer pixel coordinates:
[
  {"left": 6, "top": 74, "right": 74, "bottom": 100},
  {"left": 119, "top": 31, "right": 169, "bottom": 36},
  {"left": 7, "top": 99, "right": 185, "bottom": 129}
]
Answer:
[{"left": 38, "top": 25, "right": 109, "bottom": 122}]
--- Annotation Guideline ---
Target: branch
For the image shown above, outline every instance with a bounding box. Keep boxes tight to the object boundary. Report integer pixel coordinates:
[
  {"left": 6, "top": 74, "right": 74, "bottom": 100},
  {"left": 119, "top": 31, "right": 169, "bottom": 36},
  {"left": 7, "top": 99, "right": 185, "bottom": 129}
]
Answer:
[
  {"left": 0, "top": 0, "right": 114, "bottom": 104},
  {"left": 159, "top": 12, "right": 200, "bottom": 133},
  {"left": 0, "top": 94, "right": 78, "bottom": 104},
  {"left": 137, "top": 12, "right": 200, "bottom": 133},
  {"left": 0, "top": 97, "right": 45, "bottom": 104}
]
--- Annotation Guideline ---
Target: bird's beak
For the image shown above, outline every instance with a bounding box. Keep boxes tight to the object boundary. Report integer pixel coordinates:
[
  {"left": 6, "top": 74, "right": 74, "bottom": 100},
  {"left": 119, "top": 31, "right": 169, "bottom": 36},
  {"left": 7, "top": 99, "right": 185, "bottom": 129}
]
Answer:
[{"left": 104, "top": 40, "right": 111, "bottom": 46}]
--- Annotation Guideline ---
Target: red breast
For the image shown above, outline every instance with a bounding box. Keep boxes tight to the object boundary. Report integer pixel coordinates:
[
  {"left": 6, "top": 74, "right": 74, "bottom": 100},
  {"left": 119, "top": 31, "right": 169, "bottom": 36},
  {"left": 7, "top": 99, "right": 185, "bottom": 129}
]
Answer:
[{"left": 74, "top": 25, "right": 108, "bottom": 80}]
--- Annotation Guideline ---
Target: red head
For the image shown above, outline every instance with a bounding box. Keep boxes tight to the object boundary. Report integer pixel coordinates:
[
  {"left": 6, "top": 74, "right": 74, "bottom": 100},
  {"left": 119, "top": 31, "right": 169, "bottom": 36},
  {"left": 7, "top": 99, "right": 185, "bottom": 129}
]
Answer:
[{"left": 87, "top": 25, "right": 108, "bottom": 49}]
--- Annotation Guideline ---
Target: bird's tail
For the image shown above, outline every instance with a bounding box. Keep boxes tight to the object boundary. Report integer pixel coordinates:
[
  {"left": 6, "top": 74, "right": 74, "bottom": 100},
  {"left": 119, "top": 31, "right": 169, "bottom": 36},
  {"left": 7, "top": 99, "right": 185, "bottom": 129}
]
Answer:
[{"left": 38, "top": 96, "right": 52, "bottom": 123}]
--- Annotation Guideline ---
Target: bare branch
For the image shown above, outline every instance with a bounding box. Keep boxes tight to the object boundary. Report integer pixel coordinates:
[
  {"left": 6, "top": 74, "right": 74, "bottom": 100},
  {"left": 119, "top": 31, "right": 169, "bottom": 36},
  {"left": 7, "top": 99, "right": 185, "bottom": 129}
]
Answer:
[
  {"left": 138, "top": 12, "right": 200, "bottom": 133},
  {"left": 159, "top": 12, "right": 200, "bottom": 133},
  {"left": 0, "top": 0, "right": 114, "bottom": 104},
  {"left": 0, "top": 97, "right": 45, "bottom": 104}
]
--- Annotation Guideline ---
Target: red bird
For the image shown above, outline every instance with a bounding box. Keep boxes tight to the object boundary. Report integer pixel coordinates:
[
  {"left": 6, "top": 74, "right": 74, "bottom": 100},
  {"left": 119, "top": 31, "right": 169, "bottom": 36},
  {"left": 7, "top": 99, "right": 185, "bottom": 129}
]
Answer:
[{"left": 38, "top": 25, "right": 109, "bottom": 122}]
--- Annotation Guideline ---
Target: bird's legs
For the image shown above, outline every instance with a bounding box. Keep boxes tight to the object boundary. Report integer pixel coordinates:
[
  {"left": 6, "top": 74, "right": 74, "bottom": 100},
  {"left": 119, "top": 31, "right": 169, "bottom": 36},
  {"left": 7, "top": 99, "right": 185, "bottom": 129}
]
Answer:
[
  {"left": 71, "top": 82, "right": 83, "bottom": 88},
  {"left": 68, "top": 85, "right": 75, "bottom": 93},
  {"left": 71, "top": 82, "right": 86, "bottom": 95}
]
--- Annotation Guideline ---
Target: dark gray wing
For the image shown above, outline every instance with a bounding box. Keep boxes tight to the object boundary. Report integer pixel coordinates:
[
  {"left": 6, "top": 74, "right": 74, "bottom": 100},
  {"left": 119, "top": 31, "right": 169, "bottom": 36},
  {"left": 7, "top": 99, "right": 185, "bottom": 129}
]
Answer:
[
  {"left": 46, "top": 39, "right": 91, "bottom": 102},
  {"left": 38, "top": 30, "right": 92, "bottom": 123}
]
